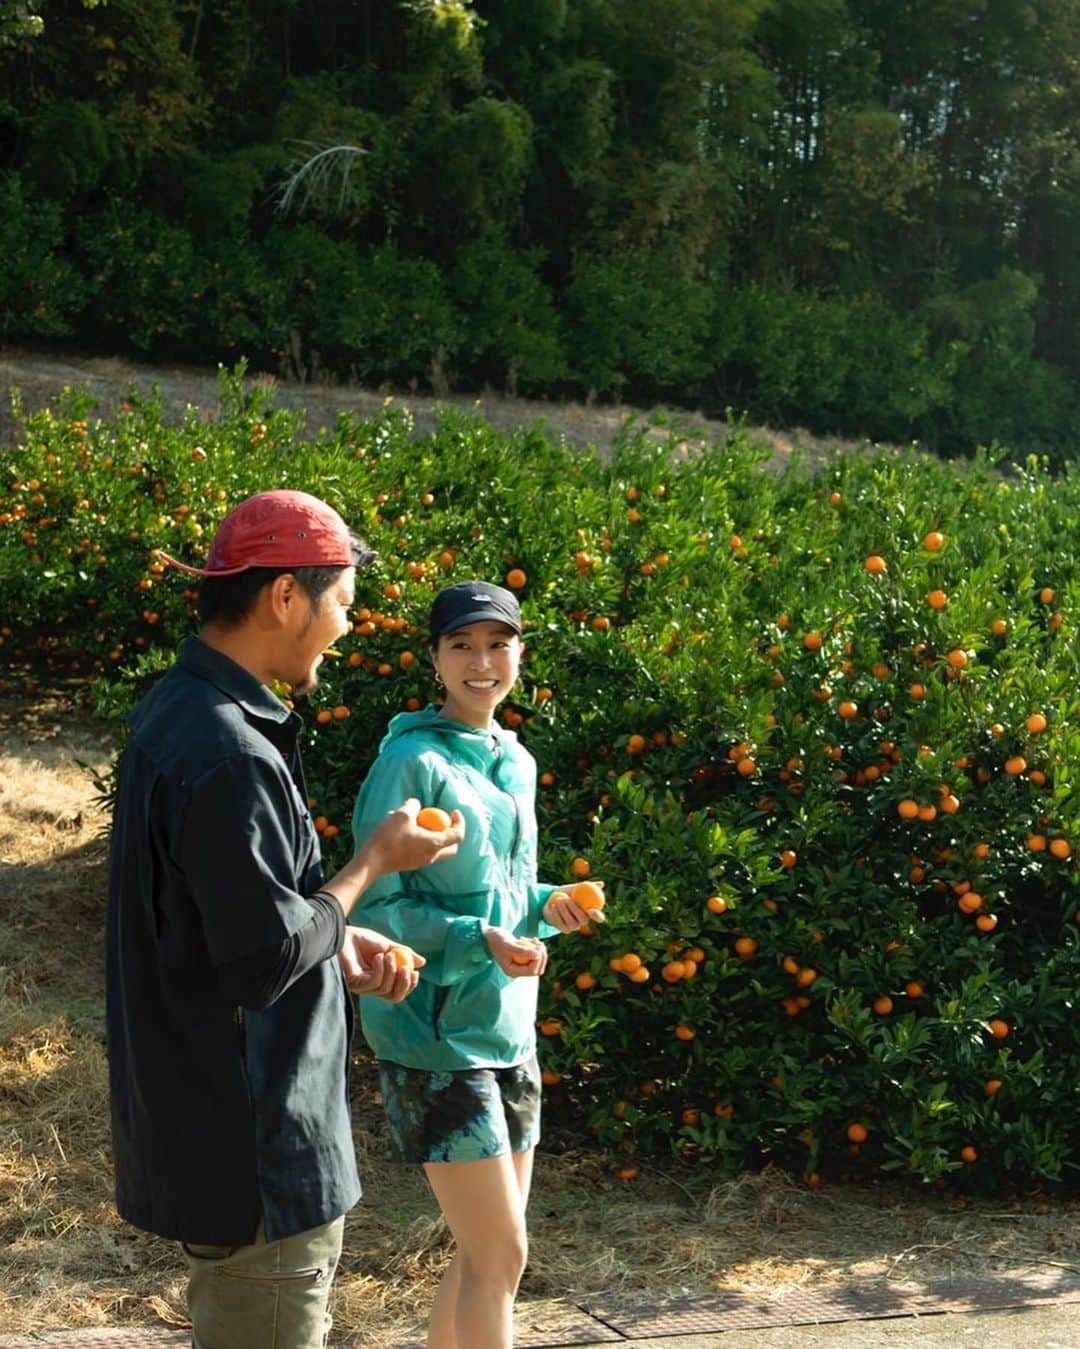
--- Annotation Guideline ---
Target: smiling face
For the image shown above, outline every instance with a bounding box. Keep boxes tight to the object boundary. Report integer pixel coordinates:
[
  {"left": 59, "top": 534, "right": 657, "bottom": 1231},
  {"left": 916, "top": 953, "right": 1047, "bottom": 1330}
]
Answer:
[{"left": 431, "top": 620, "right": 522, "bottom": 728}]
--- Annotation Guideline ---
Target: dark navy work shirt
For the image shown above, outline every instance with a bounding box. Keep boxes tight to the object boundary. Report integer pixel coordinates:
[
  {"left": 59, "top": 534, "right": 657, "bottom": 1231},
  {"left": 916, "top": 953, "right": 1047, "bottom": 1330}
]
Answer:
[{"left": 106, "top": 636, "right": 361, "bottom": 1244}]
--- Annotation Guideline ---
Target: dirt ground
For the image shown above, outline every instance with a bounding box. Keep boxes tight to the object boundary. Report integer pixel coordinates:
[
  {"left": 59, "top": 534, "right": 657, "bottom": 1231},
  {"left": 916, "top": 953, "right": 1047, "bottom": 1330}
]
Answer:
[
  {"left": 0, "top": 341, "right": 848, "bottom": 469},
  {"left": 4, "top": 687, "right": 1080, "bottom": 1345}
]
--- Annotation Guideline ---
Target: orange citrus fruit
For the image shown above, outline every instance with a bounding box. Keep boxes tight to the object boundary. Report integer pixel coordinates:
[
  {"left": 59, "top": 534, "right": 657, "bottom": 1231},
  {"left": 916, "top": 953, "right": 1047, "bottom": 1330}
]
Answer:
[
  {"left": 416, "top": 806, "right": 452, "bottom": 831},
  {"left": 570, "top": 880, "right": 606, "bottom": 912}
]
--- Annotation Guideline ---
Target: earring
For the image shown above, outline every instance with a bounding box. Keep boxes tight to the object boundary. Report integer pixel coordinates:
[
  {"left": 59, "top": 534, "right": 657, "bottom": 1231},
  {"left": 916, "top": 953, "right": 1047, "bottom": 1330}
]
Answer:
[{"left": 434, "top": 673, "right": 445, "bottom": 689}]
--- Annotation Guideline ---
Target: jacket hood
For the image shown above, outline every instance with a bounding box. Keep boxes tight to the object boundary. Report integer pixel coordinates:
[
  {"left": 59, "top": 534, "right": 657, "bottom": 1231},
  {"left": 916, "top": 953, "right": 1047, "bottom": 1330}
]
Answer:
[{"left": 377, "top": 705, "right": 517, "bottom": 763}]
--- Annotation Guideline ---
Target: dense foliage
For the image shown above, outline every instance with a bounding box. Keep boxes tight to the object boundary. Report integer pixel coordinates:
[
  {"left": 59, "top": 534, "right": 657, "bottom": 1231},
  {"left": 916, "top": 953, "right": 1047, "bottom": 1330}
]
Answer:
[
  {"left": 1, "top": 1, "right": 1079, "bottom": 456},
  {"left": 4, "top": 375, "right": 1080, "bottom": 1191}
]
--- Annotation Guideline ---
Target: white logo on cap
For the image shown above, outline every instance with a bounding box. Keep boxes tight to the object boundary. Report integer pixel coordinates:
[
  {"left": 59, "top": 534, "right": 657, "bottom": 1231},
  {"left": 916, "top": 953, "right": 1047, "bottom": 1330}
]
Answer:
[{"left": 470, "top": 593, "right": 490, "bottom": 602}]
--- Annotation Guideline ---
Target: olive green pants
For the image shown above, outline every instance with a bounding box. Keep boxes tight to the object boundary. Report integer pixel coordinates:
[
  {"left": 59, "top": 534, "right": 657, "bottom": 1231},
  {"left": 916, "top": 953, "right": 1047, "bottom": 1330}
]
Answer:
[{"left": 182, "top": 1215, "right": 344, "bottom": 1349}]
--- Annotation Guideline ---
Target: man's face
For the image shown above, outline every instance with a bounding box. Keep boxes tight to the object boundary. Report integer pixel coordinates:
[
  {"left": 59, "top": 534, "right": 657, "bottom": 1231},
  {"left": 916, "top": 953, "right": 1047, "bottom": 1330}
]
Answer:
[{"left": 287, "top": 567, "right": 356, "bottom": 697}]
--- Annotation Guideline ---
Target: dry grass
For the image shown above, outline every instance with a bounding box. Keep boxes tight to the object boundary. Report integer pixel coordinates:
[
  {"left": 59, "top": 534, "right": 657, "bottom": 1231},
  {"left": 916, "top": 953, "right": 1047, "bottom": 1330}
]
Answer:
[
  {"left": 2, "top": 690, "right": 1080, "bottom": 1346},
  {"left": 0, "top": 342, "right": 855, "bottom": 472}
]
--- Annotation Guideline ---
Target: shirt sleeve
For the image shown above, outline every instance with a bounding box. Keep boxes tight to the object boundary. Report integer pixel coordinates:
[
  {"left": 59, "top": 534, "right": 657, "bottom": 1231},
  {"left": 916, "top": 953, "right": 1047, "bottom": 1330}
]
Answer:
[
  {"left": 216, "top": 892, "right": 345, "bottom": 1010},
  {"left": 349, "top": 748, "right": 492, "bottom": 986},
  {"left": 177, "top": 752, "right": 319, "bottom": 966},
  {"left": 531, "top": 882, "right": 563, "bottom": 940}
]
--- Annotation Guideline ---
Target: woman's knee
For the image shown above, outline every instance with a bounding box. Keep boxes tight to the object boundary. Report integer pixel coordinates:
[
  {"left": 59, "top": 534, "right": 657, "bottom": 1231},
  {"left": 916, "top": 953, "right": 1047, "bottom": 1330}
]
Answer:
[{"left": 460, "top": 1227, "right": 528, "bottom": 1288}]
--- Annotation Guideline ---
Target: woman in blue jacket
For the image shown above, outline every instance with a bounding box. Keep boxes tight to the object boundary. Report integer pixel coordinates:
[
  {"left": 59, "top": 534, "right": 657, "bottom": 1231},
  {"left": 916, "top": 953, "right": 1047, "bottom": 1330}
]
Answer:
[{"left": 350, "top": 580, "right": 598, "bottom": 1349}]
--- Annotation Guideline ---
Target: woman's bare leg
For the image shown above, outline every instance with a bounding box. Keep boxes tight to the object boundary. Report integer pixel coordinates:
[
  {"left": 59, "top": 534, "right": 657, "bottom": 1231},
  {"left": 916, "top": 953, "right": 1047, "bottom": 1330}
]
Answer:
[{"left": 423, "top": 1152, "right": 530, "bottom": 1349}]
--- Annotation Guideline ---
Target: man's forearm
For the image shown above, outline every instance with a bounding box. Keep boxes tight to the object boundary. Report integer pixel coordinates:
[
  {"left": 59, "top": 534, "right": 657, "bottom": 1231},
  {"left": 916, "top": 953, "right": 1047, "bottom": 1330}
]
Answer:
[{"left": 317, "top": 836, "right": 389, "bottom": 919}]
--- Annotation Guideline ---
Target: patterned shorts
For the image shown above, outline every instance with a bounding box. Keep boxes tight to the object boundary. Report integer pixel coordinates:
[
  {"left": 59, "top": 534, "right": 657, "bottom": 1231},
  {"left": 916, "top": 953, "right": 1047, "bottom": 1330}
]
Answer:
[{"left": 377, "top": 1056, "right": 542, "bottom": 1164}]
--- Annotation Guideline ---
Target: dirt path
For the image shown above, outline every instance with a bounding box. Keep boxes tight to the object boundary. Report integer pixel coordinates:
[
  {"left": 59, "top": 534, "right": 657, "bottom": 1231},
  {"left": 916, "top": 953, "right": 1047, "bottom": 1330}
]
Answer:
[{"left": 0, "top": 342, "right": 848, "bottom": 469}]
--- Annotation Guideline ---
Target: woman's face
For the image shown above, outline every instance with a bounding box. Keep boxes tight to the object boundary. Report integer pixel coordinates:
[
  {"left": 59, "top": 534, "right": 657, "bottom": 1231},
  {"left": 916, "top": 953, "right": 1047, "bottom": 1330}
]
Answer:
[{"left": 432, "top": 620, "right": 521, "bottom": 728}]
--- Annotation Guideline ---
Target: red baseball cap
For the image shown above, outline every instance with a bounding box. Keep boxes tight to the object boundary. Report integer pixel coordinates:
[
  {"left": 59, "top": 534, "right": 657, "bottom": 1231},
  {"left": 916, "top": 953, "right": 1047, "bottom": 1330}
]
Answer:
[{"left": 158, "top": 490, "right": 355, "bottom": 577}]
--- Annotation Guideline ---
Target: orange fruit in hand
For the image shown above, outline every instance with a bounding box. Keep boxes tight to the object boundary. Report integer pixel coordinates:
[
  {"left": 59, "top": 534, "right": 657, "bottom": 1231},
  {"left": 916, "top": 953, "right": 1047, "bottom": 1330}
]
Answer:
[
  {"left": 388, "top": 945, "right": 415, "bottom": 972},
  {"left": 570, "top": 880, "right": 605, "bottom": 912},
  {"left": 416, "top": 806, "right": 453, "bottom": 831}
]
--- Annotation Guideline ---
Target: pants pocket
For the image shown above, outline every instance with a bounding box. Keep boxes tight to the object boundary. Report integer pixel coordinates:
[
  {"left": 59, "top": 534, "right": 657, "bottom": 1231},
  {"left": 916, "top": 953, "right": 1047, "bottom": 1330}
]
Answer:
[{"left": 217, "top": 1264, "right": 326, "bottom": 1285}]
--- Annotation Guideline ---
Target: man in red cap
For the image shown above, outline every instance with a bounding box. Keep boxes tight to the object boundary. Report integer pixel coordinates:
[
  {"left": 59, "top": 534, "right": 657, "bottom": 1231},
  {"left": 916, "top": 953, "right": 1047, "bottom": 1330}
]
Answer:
[{"left": 107, "top": 490, "right": 464, "bottom": 1348}]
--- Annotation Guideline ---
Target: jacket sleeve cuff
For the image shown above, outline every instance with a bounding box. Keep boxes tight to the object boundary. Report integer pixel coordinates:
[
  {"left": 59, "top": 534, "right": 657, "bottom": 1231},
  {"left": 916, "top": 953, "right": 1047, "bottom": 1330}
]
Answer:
[
  {"left": 442, "top": 916, "right": 491, "bottom": 981},
  {"left": 534, "top": 883, "right": 562, "bottom": 940}
]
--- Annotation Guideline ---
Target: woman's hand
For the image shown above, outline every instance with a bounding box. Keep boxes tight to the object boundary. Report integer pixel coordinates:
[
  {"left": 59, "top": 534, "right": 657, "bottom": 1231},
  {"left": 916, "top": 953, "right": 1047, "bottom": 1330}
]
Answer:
[
  {"left": 484, "top": 926, "right": 548, "bottom": 977},
  {"left": 542, "top": 888, "right": 606, "bottom": 932}
]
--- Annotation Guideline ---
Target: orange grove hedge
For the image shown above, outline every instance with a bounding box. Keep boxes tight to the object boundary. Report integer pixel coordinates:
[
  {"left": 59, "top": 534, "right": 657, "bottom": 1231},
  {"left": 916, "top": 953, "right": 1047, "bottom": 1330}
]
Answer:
[{"left": 3, "top": 371, "right": 1080, "bottom": 1192}]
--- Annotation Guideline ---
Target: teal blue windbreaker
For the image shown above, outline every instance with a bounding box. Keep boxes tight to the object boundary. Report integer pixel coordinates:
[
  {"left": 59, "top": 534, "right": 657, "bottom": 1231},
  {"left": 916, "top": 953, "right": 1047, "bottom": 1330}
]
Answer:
[{"left": 349, "top": 706, "right": 559, "bottom": 1071}]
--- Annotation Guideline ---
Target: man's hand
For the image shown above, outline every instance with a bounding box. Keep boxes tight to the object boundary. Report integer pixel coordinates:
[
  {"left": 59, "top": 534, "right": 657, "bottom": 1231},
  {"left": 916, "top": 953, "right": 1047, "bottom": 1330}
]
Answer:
[
  {"left": 484, "top": 926, "right": 548, "bottom": 978},
  {"left": 339, "top": 926, "right": 425, "bottom": 1002},
  {"left": 363, "top": 798, "right": 465, "bottom": 875},
  {"left": 320, "top": 799, "right": 465, "bottom": 919}
]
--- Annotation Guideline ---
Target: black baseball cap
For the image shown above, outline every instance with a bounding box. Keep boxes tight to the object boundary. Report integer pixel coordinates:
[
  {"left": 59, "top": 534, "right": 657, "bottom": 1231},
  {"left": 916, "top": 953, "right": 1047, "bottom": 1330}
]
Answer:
[{"left": 429, "top": 581, "right": 522, "bottom": 640}]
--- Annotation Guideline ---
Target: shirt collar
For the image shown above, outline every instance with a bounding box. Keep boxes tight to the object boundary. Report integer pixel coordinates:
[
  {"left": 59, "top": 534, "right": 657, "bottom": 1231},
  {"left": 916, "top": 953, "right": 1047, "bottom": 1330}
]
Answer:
[{"left": 177, "top": 635, "right": 296, "bottom": 727}]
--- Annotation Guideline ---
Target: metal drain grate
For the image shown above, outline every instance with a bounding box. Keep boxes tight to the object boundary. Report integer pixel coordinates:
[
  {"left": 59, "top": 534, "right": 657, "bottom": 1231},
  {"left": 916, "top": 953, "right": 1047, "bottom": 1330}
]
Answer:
[{"left": 581, "top": 1268, "right": 1080, "bottom": 1340}]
